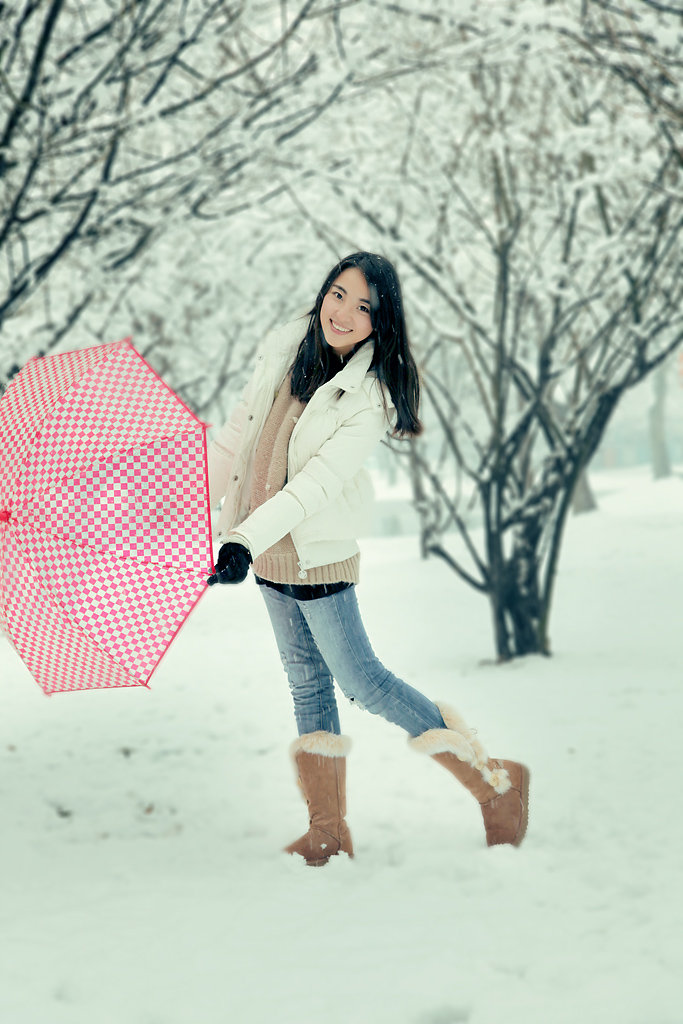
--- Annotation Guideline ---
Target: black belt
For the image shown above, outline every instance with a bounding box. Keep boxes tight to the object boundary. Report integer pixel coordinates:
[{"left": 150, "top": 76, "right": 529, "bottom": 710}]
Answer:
[{"left": 254, "top": 576, "right": 352, "bottom": 602}]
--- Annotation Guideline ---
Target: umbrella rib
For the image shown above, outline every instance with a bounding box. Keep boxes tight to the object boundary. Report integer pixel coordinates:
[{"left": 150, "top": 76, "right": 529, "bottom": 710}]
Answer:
[
  {"left": 18, "top": 428, "right": 207, "bottom": 506},
  {"left": 8, "top": 341, "right": 205, "bottom": 501},
  {"left": 7, "top": 531, "right": 206, "bottom": 691},
  {"left": 5, "top": 550, "right": 141, "bottom": 691},
  {"left": 120, "top": 338, "right": 207, "bottom": 429},
  {"left": 1, "top": 342, "right": 124, "bottom": 472},
  {"left": 11, "top": 427, "right": 213, "bottom": 573},
  {"left": 15, "top": 519, "right": 210, "bottom": 577},
  {"left": 20, "top": 421, "right": 201, "bottom": 489}
]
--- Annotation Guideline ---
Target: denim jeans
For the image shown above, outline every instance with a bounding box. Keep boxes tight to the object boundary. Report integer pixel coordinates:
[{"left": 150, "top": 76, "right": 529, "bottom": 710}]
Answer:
[{"left": 260, "top": 583, "right": 447, "bottom": 737}]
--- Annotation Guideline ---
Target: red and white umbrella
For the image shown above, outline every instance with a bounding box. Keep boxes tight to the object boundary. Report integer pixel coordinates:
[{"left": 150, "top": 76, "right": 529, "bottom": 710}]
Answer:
[{"left": 0, "top": 339, "right": 213, "bottom": 694}]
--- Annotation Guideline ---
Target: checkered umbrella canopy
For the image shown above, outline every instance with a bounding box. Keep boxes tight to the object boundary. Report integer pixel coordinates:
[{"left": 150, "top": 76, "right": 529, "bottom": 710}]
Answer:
[{"left": 0, "top": 339, "right": 213, "bottom": 694}]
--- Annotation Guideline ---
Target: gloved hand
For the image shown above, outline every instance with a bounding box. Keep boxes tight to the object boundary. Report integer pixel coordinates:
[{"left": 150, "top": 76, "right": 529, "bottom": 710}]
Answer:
[{"left": 207, "top": 542, "right": 252, "bottom": 586}]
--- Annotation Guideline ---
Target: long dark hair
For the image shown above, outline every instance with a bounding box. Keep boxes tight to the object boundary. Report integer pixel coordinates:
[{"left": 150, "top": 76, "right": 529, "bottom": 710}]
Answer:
[{"left": 290, "top": 252, "right": 422, "bottom": 437}]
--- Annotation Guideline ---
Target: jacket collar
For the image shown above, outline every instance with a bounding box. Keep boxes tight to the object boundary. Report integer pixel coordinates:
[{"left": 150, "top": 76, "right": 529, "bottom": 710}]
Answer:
[
  {"left": 323, "top": 340, "right": 375, "bottom": 393},
  {"left": 272, "top": 318, "right": 376, "bottom": 393}
]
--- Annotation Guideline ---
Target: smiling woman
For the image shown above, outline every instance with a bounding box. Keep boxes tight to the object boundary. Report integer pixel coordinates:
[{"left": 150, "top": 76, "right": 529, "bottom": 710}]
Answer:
[{"left": 206, "top": 250, "right": 529, "bottom": 866}]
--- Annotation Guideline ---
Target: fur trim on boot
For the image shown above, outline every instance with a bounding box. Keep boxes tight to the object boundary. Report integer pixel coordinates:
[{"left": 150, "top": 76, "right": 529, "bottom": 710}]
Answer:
[
  {"left": 290, "top": 731, "right": 352, "bottom": 760},
  {"left": 409, "top": 703, "right": 529, "bottom": 847},
  {"left": 285, "top": 732, "right": 354, "bottom": 867},
  {"left": 409, "top": 703, "right": 511, "bottom": 795}
]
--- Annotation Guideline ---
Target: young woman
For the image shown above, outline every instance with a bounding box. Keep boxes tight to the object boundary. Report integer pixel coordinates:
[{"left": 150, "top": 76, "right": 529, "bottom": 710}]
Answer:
[{"left": 207, "top": 252, "right": 529, "bottom": 866}]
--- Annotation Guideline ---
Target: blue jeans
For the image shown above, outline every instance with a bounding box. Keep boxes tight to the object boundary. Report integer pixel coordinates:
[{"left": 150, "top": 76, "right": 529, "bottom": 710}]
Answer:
[{"left": 260, "top": 583, "right": 447, "bottom": 737}]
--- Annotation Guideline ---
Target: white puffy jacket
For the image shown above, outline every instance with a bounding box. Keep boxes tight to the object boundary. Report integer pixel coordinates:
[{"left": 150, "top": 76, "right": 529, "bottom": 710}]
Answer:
[{"left": 207, "top": 314, "right": 394, "bottom": 579}]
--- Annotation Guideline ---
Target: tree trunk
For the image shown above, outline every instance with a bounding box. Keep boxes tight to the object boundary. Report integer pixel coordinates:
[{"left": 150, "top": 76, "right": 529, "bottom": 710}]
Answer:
[
  {"left": 572, "top": 469, "right": 598, "bottom": 514},
  {"left": 649, "top": 363, "right": 671, "bottom": 480},
  {"left": 488, "top": 591, "right": 512, "bottom": 661},
  {"left": 487, "top": 569, "right": 549, "bottom": 659},
  {"left": 486, "top": 516, "right": 549, "bottom": 659}
]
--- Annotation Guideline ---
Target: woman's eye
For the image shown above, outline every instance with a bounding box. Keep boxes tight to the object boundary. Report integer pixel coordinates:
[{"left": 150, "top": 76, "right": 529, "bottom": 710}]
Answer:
[{"left": 359, "top": 305, "right": 370, "bottom": 314}]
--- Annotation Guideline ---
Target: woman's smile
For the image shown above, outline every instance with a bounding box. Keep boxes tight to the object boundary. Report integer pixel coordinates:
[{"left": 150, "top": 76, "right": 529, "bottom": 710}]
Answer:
[{"left": 329, "top": 319, "right": 352, "bottom": 335}]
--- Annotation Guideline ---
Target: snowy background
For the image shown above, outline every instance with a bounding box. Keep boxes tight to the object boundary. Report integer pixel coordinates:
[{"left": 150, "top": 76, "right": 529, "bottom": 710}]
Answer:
[
  {"left": 2, "top": 2, "right": 682, "bottom": 1020},
  {"left": 1, "top": 465, "right": 681, "bottom": 1024}
]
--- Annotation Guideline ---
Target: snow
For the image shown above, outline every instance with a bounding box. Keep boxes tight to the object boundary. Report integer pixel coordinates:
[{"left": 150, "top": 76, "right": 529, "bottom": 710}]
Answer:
[{"left": 1, "top": 465, "right": 682, "bottom": 1024}]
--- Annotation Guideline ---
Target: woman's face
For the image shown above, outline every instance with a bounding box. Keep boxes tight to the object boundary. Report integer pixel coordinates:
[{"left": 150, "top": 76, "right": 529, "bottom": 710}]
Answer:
[{"left": 319, "top": 266, "right": 374, "bottom": 357}]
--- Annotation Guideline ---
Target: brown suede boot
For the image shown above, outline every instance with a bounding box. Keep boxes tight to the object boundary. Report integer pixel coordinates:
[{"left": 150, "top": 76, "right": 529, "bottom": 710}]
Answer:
[
  {"left": 284, "top": 731, "right": 354, "bottom": 867},
  {"left": 431, "top": 752, "right": 529, "bottom": 846},
  {"left": 409, "top": 703, "right": 530, "bottom": 848},
  {"left": 479, "top": 759, "right": 529, "bottom": 847}
]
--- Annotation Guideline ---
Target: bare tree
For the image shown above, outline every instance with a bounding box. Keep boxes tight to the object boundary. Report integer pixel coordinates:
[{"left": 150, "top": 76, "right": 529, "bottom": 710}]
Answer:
[
  {"left": 577, "top": 1, "right": 682, "bottom": 484},
  {"left": 0, "top": 0, "right": 430, "bottom": 386},
  {"left": 648, "top": 361, "right": 672, "bottom": 479},
  {"left": 576, "top": 0, "right": 682, "bottom": 154},
  {"left": 297, "top": 0, "right": 682, "bottom": 658}
]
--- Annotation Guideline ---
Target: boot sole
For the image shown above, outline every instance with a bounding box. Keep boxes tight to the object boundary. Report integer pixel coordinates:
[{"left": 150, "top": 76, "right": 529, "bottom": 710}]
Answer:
[
  {"left": 303, "top": 850, "right": 354, "bottom": 867},
  {"left": 285, "top": 845, "right": 354, "bottom": 866}
]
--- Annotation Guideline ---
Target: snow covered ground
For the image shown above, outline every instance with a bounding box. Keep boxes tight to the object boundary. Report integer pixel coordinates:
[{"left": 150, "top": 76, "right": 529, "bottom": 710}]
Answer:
[{"left": 1, "top": 466, "right": 681, "bottom": 1024}]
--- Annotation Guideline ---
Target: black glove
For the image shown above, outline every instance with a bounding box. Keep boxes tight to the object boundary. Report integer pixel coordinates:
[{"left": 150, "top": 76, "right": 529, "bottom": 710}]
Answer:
[{"left": 207, "top": 542, "right": 252, "bottom": 586}]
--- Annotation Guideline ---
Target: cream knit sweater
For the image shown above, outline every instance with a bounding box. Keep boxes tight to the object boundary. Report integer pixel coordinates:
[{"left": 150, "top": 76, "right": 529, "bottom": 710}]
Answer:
[{"left": 248, "top": 374, "right": 360, "bottom": 585}]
